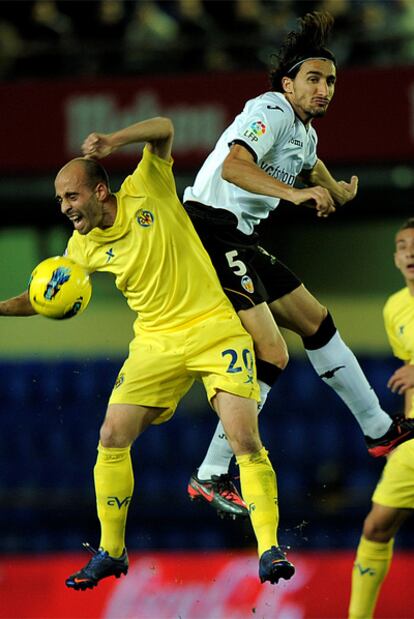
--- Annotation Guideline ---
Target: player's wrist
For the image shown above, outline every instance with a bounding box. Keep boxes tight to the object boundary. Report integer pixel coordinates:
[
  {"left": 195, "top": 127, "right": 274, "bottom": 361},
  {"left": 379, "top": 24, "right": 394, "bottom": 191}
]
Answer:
[{"left": 286, "top": 187, "right": 300, "bottom": 204}]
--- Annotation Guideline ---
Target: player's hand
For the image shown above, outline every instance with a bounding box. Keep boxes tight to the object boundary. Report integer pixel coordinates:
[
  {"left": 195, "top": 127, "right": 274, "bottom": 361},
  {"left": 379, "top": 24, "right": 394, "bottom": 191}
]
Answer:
[
  {"left": 387, "top": 364, "right": 414, "bottom": 394},
  {"left": 81, "top": 132, "right": 114, "bottom": 159},
  {"left": 292, "top": 186, "right": 336, "bottom": 218},
  {"left": 334, "top": 175, "right": 359, "bottom": 206}
]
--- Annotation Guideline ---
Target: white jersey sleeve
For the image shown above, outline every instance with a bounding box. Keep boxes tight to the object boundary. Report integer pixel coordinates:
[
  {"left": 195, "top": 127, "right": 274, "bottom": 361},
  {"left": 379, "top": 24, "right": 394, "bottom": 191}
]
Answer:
[{"left": 231, "top": 93, "right": 294, "bottom": 163}]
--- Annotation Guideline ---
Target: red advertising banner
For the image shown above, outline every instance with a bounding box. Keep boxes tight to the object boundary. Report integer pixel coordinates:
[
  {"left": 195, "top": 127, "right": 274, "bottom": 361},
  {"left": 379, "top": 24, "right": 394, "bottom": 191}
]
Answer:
[
  {"left": 1, "top": 65, "right": 413, "bottom": 173},
  {"left": 0, "top": 550, "right": 412, "bottom": 619}
]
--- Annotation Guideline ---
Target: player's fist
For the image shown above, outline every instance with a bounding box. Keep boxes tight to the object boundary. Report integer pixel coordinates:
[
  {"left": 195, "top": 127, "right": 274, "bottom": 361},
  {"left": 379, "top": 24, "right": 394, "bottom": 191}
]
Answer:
[
  {"left": 82, "top": 132, "right": 113, "bottom": 159},
  {"left": 335, "top": 175, "right": 358, "bottom": 206}
]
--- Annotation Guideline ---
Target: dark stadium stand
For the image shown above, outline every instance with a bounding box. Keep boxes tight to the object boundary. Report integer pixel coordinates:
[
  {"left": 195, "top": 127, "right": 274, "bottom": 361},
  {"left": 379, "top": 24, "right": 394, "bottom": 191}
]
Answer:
[{"left": 2, "top": 355, "right": 410, "bottom": 554}]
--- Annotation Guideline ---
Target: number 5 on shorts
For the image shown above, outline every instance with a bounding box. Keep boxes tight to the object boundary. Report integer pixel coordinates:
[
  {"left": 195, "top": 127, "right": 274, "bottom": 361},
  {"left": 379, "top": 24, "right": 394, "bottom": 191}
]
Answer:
[{"left": 225, "top": 250, "right": 247, "bottom": 276}]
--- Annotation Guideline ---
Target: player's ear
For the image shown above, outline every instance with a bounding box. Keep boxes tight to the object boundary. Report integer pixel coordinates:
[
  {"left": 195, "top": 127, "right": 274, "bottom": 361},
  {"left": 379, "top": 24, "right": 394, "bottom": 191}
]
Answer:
[
  {"left": 281, "top": 76, "right": 293, "bottom": 94},
  {"left": 95, "top": 182, "right": 109, "bottom": 201}
]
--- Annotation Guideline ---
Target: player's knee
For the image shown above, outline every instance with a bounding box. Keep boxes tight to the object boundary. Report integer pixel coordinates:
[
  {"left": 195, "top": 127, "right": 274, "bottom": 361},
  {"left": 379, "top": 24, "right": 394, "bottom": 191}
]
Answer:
[
  {"left": 302, "top": 305, "right": 329, "bottom": 338},
  {"left": 301, "top": 307, "right": 338, "bottom": 347},
  {"left": 255, "top": 339, "right": 289, "bottom": 370},
  {"left": 99, "top": 419, "right": 132, "bottom": 448},
  {"left": 276, "top": 346, "right": 289, "bottom": 370},
  {"left": 362, "top": 514, "right": 393, "bottom": 543}
]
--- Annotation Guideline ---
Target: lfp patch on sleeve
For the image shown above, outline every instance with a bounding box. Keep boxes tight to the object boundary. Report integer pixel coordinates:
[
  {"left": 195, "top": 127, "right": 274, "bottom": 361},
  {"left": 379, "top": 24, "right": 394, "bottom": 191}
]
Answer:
[{"left": 243, "top": 121, "right": 267, "bottom": 143}]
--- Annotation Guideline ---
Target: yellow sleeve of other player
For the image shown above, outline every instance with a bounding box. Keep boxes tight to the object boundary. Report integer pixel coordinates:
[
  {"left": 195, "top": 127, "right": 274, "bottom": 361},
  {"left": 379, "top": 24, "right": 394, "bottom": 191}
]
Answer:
[{"left": 383, "top": 295, "right": 411, "bottom": 362}]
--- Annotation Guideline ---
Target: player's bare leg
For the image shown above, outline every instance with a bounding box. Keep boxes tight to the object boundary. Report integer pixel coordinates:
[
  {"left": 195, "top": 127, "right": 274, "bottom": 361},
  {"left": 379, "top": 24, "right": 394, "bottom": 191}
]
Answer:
[{"left": 213, "top": 390, "right": 295, "bottom": 584}]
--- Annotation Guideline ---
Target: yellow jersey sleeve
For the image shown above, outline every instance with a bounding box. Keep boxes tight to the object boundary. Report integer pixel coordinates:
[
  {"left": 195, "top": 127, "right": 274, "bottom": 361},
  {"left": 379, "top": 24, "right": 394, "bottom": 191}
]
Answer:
[
  {"left": 65, "top": 233, "right": 92, "bottom": 274},
  {"left": 121, "top": 145, "right": 177, "bottom": 200},
  {"left": 383, "top": 294, "right": 411, "bottom": 361},
  {"left": 384, "top": 289, "right": 414, "bottom": 418}
]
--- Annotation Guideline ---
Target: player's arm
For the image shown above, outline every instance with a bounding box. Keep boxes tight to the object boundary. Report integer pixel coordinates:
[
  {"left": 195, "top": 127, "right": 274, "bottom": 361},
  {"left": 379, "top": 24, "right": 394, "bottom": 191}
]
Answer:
[
  {"left": 387, "top": 361, "right": 414, "bottom": 395},
  {"left": 0, "top": 291, "right": 37, "bottom": 316},
  {"left": 222, "top": 143, "right": 335, "bottom": 217},
  {"left": 300, "top": 158, "right": 358, "bottom": 207},
  {"left": 81, "top": 117, "right": 174, "bottom": 162}
]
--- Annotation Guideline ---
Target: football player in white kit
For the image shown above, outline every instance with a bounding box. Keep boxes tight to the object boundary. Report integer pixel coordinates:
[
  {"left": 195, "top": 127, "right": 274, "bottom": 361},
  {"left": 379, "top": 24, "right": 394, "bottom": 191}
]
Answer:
[{"left": 184, "top": 11, "right": 414, "bottom": 518}]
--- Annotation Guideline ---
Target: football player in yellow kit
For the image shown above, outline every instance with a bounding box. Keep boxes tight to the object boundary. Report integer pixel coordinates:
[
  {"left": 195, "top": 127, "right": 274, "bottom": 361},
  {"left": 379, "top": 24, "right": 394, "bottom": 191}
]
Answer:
[
  {"left": 0, "top": 117, "right": 294, "bottom": 589},
  {"left": 349, "top": 218, "right": 414, "bottom": 618}
]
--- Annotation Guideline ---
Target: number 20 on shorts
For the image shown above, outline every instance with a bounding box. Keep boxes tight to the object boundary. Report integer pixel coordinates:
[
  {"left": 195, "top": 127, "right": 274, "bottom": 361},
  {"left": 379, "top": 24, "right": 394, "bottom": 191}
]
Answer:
[{"left": 222, "top": 348, "right": 254, "bottom": 375}]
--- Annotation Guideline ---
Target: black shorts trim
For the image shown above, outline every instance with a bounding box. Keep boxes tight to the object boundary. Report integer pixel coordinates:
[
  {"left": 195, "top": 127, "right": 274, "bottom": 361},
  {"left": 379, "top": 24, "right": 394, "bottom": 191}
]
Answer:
[{"left": 223, "top": 287, "right": 256, "bottom": 309}]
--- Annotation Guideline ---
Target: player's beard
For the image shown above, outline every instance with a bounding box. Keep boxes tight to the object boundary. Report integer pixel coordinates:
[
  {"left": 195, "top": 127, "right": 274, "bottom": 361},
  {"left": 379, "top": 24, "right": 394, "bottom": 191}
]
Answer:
[
  {"left": 308, "top": 106, "right": 328, "bottom": 118},
  {"left": 79, "top": 195, "right": 103, "bottom": 234}
]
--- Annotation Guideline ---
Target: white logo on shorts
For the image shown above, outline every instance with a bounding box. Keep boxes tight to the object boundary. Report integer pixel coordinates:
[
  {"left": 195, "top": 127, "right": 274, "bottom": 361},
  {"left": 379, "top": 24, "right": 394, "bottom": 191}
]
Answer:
[{"left": 241, "top": 275, "right": 254, "bottom": 293}]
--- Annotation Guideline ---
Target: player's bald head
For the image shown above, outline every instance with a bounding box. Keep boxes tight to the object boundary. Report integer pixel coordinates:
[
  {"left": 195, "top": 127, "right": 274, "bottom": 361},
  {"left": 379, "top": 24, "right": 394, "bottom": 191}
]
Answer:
[{"left": 56, "top": 157, "right": 110, "bottom": 190}]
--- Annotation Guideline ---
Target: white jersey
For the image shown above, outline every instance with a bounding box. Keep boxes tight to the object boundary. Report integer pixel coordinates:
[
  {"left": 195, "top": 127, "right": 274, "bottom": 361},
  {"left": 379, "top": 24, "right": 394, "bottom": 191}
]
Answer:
[{"left": 183, "top": 91, "right": 318, "bottom": 235}]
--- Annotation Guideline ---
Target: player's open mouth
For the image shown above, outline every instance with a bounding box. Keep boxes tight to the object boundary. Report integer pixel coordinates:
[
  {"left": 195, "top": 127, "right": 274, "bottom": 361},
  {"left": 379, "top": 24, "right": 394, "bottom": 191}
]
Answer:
[{"left": 68, "top": 214, "right": 83, "bottom": 230}]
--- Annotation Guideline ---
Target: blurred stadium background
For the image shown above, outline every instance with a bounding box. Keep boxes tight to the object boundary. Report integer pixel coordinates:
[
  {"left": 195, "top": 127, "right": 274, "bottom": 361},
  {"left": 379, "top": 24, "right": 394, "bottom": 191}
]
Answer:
[{"left": 0, "top": 0, "right": 413, "bottom": 617}]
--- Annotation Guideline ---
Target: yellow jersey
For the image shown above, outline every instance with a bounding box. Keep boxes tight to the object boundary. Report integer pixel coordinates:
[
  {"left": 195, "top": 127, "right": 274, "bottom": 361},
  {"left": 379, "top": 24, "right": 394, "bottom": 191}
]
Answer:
[
  {"left": 383, "top": 286, "right": 414, "bottom": 417},
  {"left": 66, "top": 146, "right": 232, "bottom": 333}
]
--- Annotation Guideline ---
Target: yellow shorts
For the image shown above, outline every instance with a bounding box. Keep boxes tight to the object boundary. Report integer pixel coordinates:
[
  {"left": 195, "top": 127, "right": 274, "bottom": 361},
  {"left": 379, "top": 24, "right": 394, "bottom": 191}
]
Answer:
[
  {"left": 109, "top": 309, "right": 259, "bottom": 423},
  {"left": 372, "top": 439, "right": 414, "bottom": 509}
]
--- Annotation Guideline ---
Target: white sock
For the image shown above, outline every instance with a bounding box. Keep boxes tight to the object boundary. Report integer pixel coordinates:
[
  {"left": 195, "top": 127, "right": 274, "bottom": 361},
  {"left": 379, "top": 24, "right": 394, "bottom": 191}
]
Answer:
[
  {"left": 197, "top": 420, "right": 232, "bottom": 480},
  {"left": 305, "top": 331, "right": 391, "bottom": 438},
  {"left": 258, "top": 379, "right": 271, "bottom": 413},
  {"left": 197, "top": 380, "right": 270, "bottom": 480}
]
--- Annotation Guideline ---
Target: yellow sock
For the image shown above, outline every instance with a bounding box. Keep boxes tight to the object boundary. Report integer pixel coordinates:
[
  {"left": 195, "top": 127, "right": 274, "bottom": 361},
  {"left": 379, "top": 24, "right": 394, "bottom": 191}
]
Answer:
[
  {"left": 94, "top": 443, "right": 134, "bottom": 558},
  {"left": 348, "top": 536, "right": 394, "bottom": 619},
  {"left": 236, "top": 446, "right": 278, "bottom": 557}
]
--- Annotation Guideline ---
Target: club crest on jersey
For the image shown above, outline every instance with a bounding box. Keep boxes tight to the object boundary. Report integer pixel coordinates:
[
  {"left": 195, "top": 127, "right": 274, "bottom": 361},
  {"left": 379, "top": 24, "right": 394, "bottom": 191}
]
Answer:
[
  {"left": 241, "top": 275, "right": 254, "bottom": 294},
  {"left": 243, "top": 120, "right": 266, "bottom": 143},
  {"left": 136, "top": 209, "right": 154, "bottom": 227}
]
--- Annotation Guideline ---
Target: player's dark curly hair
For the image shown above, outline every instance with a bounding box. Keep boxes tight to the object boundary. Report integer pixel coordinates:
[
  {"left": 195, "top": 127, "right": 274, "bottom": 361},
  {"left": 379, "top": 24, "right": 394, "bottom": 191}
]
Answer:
[
  {"left": 270, "top": 11, "right": 336, "bottom": 92},
  {"left": 82, "top": 157, "right": 110, "bottom": 190}
]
